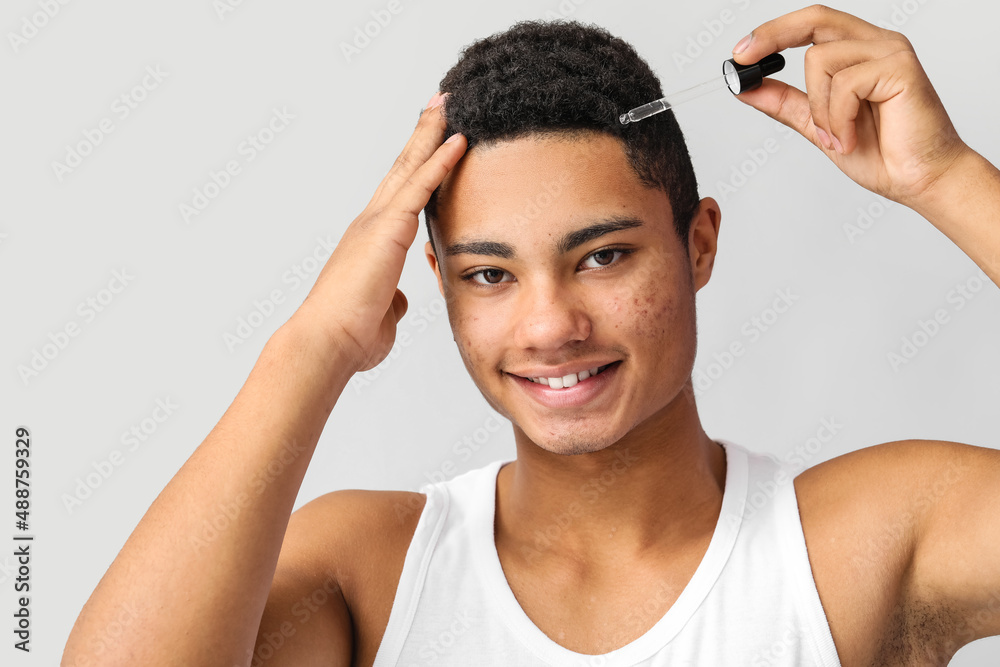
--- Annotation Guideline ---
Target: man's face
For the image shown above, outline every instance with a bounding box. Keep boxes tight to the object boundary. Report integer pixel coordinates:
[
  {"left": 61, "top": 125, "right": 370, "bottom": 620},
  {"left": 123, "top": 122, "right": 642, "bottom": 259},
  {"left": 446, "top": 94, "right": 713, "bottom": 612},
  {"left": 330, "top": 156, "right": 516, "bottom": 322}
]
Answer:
[{"left": 425, "top": 132, "right": 719, "bottom": 455}]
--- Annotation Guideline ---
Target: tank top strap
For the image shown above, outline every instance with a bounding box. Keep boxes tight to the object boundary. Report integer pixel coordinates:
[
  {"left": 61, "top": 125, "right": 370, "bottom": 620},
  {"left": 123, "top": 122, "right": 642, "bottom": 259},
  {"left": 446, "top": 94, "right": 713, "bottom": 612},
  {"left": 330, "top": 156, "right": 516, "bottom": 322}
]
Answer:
[
  {"left": 770, "top": 456, "right": 842, "bottom": 667},
  {"left": 372, "top": 480, "right": 451, "bottom": 667}
]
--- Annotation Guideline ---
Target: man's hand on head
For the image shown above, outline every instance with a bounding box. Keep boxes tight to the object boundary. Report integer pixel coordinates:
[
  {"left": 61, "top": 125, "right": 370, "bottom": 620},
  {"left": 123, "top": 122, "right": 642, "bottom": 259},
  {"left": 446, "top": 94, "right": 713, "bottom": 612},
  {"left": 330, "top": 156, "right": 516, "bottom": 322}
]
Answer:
[
  {"left": 292, "top": 92, "right": 467, "bottom": 375},
  {"left": 730, "top": 4, "right": 972, "bottom": 210}
]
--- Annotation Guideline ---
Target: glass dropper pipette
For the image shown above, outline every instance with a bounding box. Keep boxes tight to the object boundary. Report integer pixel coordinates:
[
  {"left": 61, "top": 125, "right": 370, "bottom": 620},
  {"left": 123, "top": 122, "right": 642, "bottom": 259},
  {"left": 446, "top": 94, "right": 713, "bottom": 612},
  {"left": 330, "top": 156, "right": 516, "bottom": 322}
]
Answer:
[{"left": 620, "top": 53, "right": 785, "bottom": 125}]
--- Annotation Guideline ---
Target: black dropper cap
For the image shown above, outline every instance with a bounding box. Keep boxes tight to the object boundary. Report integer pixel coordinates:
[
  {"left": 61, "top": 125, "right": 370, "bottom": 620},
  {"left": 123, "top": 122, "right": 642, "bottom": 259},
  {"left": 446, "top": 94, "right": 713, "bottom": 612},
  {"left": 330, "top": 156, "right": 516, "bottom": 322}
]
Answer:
[{"left": 723, "top": 53, "right": 785, "bottom": 95}]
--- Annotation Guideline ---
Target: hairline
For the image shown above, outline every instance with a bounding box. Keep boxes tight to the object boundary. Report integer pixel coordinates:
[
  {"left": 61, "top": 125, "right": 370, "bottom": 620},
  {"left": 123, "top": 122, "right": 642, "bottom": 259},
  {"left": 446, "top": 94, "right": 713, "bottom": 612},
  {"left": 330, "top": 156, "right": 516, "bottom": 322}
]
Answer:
[{"left": 425, "top": 128, "right": 680, "bottom": 257}]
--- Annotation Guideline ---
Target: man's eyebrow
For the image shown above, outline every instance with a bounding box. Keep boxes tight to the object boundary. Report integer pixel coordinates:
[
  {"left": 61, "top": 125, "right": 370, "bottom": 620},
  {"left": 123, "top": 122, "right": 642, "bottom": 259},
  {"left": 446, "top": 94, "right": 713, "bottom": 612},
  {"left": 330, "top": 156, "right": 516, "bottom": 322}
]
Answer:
[
  {"left": 443, "top": 239, "right": 515, "bottom": 259},
  {"left": 556, "top": 216, "right": 644, "bottom": 254},
  {"left": 443, "top": 216, "right": 645, "bottom": 259}
]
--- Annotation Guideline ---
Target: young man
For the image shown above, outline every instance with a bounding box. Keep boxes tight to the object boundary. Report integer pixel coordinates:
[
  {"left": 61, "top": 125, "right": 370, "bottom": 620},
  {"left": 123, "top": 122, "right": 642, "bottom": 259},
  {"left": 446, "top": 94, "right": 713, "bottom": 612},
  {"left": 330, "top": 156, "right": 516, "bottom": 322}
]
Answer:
[{"left": 63, "top": 5, "right": 1000, "bottom": 667}]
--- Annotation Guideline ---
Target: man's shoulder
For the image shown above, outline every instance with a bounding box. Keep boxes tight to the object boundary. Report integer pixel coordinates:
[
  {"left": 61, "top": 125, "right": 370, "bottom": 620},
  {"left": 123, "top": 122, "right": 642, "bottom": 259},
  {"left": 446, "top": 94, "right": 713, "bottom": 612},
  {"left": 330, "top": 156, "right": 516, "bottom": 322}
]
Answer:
[
  {"left": 794, "top": 438, "right": 982, "bottom": 514},
  {"left": 277, "top": 489, "right": 430, "bottom": 663},
  {"left": 289, "top": 488, "right": 429, "bottom": 564},
  {"left": 789, "top": 439, "right": 995, "bottom": 665},
  {"left": 791, "top": 438, "right": 985, "bottom": 553}
]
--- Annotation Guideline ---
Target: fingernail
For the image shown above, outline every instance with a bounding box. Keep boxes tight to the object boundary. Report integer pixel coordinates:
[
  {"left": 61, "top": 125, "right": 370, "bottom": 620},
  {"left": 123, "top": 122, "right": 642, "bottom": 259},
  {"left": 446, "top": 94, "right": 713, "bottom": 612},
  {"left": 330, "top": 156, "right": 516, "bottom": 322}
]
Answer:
[
  {"left": 426, "top": 92, "right": 445, "bottom": 109},
  {"left": 444, "top": 133, "right": 462, "bottom": 144},
  {"left": 832, "top": 135, "right": 844, "bottom": 154},
  {"left": 815, "top": 126, "right": 832, "bottom": 150},
  {"left": 733, "top": 33, "right": 752, "bottom": 55}
]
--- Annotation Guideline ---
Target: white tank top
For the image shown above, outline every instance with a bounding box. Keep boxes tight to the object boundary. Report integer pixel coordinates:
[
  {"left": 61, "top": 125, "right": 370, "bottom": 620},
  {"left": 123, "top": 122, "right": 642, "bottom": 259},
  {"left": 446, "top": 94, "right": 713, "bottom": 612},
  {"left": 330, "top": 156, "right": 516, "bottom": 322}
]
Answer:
[{"left": 372, "top": 439, "right": 842, "bottom": 666}]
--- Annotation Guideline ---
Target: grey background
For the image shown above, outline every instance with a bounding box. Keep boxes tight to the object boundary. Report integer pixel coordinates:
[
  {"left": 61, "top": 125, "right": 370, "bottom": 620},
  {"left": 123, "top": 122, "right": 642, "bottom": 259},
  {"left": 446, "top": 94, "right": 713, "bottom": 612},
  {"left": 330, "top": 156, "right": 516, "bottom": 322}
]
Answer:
[{"left": 2, "top": 0, "right": 998, "bottom": 664}]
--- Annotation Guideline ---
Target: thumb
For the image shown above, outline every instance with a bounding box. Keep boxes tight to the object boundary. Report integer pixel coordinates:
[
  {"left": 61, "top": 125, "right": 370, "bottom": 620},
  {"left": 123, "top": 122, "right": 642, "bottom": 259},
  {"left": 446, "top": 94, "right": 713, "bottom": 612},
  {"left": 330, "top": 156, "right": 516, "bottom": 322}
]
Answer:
[
  {"left": 735, "top": 79, "right": 821, "bottom": 149},
  {"left": 390, "top": 288, "right": 408, "bottom": 323}
]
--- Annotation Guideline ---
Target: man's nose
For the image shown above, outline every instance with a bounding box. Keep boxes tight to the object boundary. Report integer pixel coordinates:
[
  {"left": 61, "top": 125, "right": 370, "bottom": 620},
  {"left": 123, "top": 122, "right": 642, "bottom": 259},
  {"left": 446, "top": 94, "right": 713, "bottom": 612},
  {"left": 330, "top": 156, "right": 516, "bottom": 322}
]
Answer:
[{"left": 511, "top": 281, "right": 592, "bottom": 351}]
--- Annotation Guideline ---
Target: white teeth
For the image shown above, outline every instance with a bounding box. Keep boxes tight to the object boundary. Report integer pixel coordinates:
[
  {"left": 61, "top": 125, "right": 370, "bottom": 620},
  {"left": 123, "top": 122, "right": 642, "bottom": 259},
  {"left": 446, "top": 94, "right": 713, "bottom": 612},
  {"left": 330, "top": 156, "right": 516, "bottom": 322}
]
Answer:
[{"left": 528, "top": 364, "right": 610, "bottom": 388}]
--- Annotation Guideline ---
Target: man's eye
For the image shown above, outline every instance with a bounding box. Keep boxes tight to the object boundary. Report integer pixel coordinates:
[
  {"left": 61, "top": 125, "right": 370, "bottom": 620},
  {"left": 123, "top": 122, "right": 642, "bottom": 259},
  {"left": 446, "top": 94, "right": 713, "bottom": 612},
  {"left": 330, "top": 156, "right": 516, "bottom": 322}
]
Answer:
[
  {"left": 464, "top": 268, "right": 511, "bottom": 285},
  {"left": 580, "top": 248, "right": 631, "bottom": 269}
]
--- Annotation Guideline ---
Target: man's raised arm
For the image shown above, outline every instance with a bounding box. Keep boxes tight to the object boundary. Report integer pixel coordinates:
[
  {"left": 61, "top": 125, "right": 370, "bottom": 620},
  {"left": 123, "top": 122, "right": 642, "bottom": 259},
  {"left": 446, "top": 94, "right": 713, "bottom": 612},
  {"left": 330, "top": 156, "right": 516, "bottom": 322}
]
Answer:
[
  {"left": 61, "top": 94, "right": 467, "bottom": 666},
  {"left": 732, "top": 6, "right": 1000, "bottom": 659},
  {"left": 732, "top": 4, "right": 1000, "bottom": 287}
]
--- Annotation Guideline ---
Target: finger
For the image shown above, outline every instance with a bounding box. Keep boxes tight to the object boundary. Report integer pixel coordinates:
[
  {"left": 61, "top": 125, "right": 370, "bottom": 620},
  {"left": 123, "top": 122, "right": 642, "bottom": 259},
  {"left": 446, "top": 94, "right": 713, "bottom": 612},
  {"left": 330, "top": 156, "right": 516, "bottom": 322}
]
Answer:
[
  {"left": 827, "top": 51, "right": 917, "bottom": 153},
  {"left": 370, "top": 98, "right": 447, "bottom": 207},
  {"left": 369, "top": 94, "right": 451, "bottom": 209},
  {"left": 344, "top": 134, "right": 466, "bottom": 308},
  {"left": 732, "top": 4, "right": 886, "bottom": 65},
  {"left": 391, "top": 288, "right": 408, "bottom": 323},
  {"left": 374, "top": 132, "right": 467, "bottom": 249},
  {"left": 734, "top": 79, "right": 824, "bottom": 150},
  {"left": 803, "top": 39, "right": 913, "bottom": 147}
]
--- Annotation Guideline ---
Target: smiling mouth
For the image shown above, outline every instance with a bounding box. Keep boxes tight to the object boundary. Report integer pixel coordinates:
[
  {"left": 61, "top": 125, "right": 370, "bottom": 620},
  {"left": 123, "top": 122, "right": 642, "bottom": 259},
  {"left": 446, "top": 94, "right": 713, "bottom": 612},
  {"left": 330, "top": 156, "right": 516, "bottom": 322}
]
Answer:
[{"left": 519, "top": 362, "right": 618, "bottom": 389}]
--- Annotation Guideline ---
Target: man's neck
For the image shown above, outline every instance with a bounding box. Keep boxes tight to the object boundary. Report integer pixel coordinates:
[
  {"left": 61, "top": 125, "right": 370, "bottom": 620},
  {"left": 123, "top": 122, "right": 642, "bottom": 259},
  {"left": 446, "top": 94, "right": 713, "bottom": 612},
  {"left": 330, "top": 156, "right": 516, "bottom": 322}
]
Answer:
[{"left": 495, "top": 383, "right": 726, "bottom": 567}]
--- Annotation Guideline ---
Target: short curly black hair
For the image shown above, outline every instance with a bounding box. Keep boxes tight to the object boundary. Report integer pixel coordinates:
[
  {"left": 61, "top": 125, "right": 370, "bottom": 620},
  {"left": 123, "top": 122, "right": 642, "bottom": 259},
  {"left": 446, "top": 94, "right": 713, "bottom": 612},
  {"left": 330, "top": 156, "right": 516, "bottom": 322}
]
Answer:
[{"left": 424, "top": 19, "right": 700, "bottom": 253}]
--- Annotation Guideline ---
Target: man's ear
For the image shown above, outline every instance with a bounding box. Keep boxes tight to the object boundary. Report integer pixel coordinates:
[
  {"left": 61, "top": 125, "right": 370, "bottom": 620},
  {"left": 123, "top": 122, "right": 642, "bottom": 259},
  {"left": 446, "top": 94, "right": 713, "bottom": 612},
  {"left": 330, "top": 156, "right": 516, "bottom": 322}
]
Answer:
[
  {"left": 425, "top": 240, "right": 446, "bottom": 298},
  {"left": 688, "top": 197, "right": 722, "bottom": 292}
]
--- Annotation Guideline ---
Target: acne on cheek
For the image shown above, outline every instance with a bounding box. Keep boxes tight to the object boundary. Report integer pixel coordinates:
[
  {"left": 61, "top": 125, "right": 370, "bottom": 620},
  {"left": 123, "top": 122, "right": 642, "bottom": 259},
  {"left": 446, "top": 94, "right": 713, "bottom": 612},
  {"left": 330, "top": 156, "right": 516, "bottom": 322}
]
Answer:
[
  {"left": 455, "top": 334, "right": 489, "bottom": 376},
  {"left": 450, "top": 310, "right": 494, "bottom": 365},
  {"left": 466, "top": 343, "right": 486, "bottom": 365},
  {"left": 616, "top": 291, "right": 679, "bottom": 339}
]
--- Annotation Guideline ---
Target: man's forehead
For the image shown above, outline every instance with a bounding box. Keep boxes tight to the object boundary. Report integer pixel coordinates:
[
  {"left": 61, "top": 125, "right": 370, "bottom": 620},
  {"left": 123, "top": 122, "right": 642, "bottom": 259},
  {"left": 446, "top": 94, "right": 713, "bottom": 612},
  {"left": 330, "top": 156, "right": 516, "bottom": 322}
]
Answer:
[{"left": 433, "top": 132, "right": 671, "bottom": 246}]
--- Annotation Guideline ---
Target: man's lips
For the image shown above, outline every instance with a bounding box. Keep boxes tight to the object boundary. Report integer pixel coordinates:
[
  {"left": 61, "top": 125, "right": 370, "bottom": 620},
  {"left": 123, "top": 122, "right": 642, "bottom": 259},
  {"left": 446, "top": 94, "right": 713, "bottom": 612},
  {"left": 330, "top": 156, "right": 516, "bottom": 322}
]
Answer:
[
  {"left": 507, "top": 361, "right": 621, "bottom": 388},
  {"left": 507, "top": 360, "right": 622, "bottom": 408}
]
